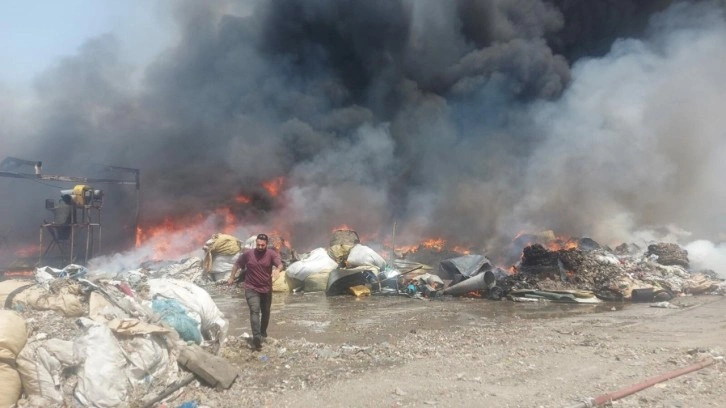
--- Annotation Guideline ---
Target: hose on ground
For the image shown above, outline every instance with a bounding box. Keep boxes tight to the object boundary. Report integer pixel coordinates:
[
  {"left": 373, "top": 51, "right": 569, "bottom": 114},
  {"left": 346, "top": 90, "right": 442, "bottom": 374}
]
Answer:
[{"left": 565, "top": 357, "right": 716, "bottom": 408}]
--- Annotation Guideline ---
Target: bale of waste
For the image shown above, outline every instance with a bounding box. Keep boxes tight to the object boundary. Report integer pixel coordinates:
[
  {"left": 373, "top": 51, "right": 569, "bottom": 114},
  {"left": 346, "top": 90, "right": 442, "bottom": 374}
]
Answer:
[
  {"left": 148, "top": 278, "right": 228, "bottom": 343},
  {"left": 286, "top": 248, "right": 338, "bottom": 281},
  {"left": 646, "top": 243, "right": 689, "bottom": 268},
  {"left": 328, "top": 229, "right": 360, "bottom": 266},
  {"left": 152, "top": 298, "right": 203, "bottom": 344},
  {"left": 12, "top": 282, "right": 85, "bottom": 317},
  {"left": 208, "top": 254, "right": 237, "bottom": 281},
  {"left": 74, "top": 323, "right": 129, "bottom": 407},
  {"left": 0, "top": 279, "right": 34, "bottom": 309},
  {"left": 16, "top": 338, "right": 76, "bottom": 406},
  {"left": 683, "top": 274, "right": 717, "bottom": 294},
  {"left": 346, "top": 244, "right": 386, "bottom": 269},
  {"left": 203, "top": 233, "right": 242, "bottom": 275},
  {"left": 0, "top": 361, "right": 22, "bottom": 408},
  {"left": 204, "top": 233, "right": 242, "bottom": 257},
  {"left": 0, "top": 310, "right": 27, "bottom": 407},
  {"left": 272, "top": 272, "right": 290, "bottom": 293},
  {"left": 304, "top": 271, "right": 331, "bottom": 292}
]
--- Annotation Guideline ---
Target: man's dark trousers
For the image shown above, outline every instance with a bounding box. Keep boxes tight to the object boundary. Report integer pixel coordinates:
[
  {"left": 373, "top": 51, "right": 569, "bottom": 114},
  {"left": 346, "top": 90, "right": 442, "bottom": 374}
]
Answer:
[{"left": 245, "top": 289, "right": 272, "bottom": 340}]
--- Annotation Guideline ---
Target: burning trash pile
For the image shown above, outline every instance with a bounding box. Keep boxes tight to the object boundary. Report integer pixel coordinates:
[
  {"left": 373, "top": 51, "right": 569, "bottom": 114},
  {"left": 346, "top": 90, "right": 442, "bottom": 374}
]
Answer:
[
  {"left": 486, "top": 236, "right": 725, "bottom": 304},
  {"left": 233, "top": 229, "right": 725, "bottom": 305},
  {"left": 0, "top": 263, "right": 235, "bottom": 408},
  {"left": 2, "top": 226, "right": 724, "bottom": 407}
]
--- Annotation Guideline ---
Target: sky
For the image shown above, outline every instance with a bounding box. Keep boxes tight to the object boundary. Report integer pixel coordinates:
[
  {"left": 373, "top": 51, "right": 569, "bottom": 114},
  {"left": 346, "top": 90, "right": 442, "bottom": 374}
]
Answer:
[{"left": 0, "top": 0, "right": 172, "bottom": 88}]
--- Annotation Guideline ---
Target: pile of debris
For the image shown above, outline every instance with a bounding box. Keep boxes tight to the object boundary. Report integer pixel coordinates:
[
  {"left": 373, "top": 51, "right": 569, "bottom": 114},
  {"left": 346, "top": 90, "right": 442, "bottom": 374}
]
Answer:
[
  {"left": 201, "top": 229, "right": 724, "bottom": 304},
  {"left": 493, "top": 240, "right": 724, "bottom": 303},
  {"left": 0, "top": 263, "right": 236, "bottom": 408}
]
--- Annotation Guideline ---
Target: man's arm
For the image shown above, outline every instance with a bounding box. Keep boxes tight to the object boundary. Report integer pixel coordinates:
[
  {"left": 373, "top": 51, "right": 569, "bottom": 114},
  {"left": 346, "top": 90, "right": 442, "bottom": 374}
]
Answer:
[
  {"left": 271, "top": 252, "right": 283, "bottom": 280},
  {"left": 227, "top": 263, "right": 240, "bottom": 285},
  {"left": 228, "top": 253, "right": 246, "bottom": 285}
]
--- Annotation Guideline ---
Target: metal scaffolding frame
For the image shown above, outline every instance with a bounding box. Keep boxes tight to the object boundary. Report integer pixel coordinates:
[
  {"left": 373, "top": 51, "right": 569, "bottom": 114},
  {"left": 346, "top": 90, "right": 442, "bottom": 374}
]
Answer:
[{"left": 0, "top": 157, "right": 140, "bottom": 267}]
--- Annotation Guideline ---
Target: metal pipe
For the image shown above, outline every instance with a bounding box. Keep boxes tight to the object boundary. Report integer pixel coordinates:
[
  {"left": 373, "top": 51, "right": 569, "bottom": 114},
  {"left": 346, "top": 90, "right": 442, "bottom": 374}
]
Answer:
[
  {"left": 566, "top": 358, "right": 716, "bottom": 408},
  {"left": 70, "top": 224, "right": 75, "bottom": 265},
  {"left": 38, "top": 225, "right": 43, "bottom": 267},
  {"left": 391, "top": 220, "right": 397, "bottom": 262},
  {"left": 85, "top": 222, "right": 91, "bottom": 264}
]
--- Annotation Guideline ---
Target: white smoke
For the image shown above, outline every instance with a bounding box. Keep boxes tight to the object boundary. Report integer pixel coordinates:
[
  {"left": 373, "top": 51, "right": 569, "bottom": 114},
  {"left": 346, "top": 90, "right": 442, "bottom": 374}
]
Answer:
[
  {"left": 510, "top": 2, "right": 726, "bottom": 249},
  {"left": 685, "top": 240, "right": 726, "bottom": 278}
]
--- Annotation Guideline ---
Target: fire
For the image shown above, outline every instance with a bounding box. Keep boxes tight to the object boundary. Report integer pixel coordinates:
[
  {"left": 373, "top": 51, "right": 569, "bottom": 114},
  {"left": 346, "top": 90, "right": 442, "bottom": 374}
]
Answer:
[
  {"left": 389, "top": 237, "right": 472, "bottom": 256},
  {"left": 262, "top": 177, "right": 285, "bottom": 197},
  {"left": 513, "top": 230, "right": 579, "bottom": 251},
  {"left": 15, "top": 244, "right": 38, "bottom": 257},
  {"left": 215, "top": 207, "right": 239, "bottom": 234},
  {"left": 395, "top": 244, "right": 419, "bottom": 254},
  {"left": 546, "top": 237, "right": 579, "bottom": 251},
  {"left": 452, "top": 245, "right": 472, "bottom": 255},
  {"left": 235, "top": 194, "right": 251, "bottom": 204},
  {"left": 135, "top": 205, "right": 241, "bottom": 259},
  {"left": 421, "top": 238, "right": 446, "bottom": 251}
]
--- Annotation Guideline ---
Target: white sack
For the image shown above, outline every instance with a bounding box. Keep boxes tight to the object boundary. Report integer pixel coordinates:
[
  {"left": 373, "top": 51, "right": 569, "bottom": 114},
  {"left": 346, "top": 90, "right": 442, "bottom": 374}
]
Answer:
[
  {"left": 123, "top": 336, "right": 177, "bottom": 389},
  {"left": 74, "top": 324, "right": 129, "bottom": 408},
  {"left": 0, "top": 310, "right": 27, "bottom": 361},
  {"left": 285, "top": 248, "right": 338, "bottom": 281},
  {"left": 148, "top": 278, "right": 228, "bottom": 342},
  {"left": 16, "top": 339, "right": 77, "bottom": 407},
  {"left": 210, "top": 253, "right": 238, "bottom": 280},
  {"left": 0, "top": 362, "right": 22, "bottom": 408},
  {"left": 346, "top": 244, "right": 387, "bottom": 269}
]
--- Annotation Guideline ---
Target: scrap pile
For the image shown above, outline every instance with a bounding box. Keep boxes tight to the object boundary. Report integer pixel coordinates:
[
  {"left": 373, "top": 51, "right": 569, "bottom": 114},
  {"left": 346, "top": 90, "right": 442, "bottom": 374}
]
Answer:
[
  {"left": 277, "top": 231, "right": 724, "bottom": 303},
  {"left": 285, "top": 230, "right": 386, "bottom": 296},
  {"left": 486, "top": 239, "right": 723, "bottom": 303},
  {"left": 0, "top": 263, "right": 235, "bottom": 408}
]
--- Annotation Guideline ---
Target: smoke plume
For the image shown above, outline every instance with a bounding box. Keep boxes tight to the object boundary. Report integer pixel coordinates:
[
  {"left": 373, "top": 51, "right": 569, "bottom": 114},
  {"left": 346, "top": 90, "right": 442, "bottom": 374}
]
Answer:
[{"left": 2, "top": 0, "right": 726, "bottom": 268}]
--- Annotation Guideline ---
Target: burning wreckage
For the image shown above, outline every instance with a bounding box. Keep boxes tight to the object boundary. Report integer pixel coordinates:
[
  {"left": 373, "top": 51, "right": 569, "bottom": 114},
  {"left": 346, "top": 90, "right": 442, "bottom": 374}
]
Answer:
[
  {"left": 204, "top": 229, "right": 725, "bottom": 303},
  {"left": 1, "top": 228, "right": 725, "bottom": 407}
]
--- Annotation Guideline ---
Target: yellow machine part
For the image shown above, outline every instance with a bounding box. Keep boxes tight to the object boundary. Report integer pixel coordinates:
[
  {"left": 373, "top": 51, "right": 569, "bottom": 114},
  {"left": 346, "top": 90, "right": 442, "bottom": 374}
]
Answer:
[{"left": 71, "top": 184, "right": 91, "bottom": 206}]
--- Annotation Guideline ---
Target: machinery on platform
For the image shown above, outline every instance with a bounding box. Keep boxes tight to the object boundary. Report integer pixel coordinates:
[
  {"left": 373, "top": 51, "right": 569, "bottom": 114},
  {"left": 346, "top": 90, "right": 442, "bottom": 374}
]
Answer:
[
  {"left": 41, "top": 184, "right": 105, "bottom": 266},
  {"left": 0, "top": 157, "right": 140, "bottom": 267}
]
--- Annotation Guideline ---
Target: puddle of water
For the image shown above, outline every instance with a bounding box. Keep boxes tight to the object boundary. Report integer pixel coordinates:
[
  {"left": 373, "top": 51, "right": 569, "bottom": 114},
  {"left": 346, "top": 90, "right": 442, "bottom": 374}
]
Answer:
[{"left": 213, "top": 291, "right": 625, "bottom": 345}]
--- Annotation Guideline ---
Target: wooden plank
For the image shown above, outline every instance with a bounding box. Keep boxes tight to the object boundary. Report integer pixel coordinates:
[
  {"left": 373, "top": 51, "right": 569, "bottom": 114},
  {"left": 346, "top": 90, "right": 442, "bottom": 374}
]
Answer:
[{"left": 177, "top": 344, "right": 239, "bottom": 389}]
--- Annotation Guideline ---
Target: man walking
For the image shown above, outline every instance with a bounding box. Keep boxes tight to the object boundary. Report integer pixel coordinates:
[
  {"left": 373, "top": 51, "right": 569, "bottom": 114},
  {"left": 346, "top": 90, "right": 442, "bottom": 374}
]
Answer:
[{"left": 228, "top": 233, "right": 282, "bottom": 350}]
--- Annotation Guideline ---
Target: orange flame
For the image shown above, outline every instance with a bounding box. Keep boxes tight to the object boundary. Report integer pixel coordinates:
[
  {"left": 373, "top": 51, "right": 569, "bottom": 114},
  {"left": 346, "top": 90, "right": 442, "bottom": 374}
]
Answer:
[
  {"left": 513, "top": 230, "right": 579, "bottom": 251},
  {"left": 547, "top": 238, "right": 578, "bottom": 251},
  {"left": 421, "top": 238, "right": 446, "bottom": 251},
  {"left": 12, "top": 244, "right": 38, "bottom": 258},
  {"left": 262, "top": 177, "right": 285, "bottom": 197},
  {"left": 135, "top": 206, "right": 241, "bottom": 259},
  {"left": 235, "top": 194, "right": 251, "bottom": 204},
  {"left": 451, "top": 245, "right": 472, "bottom": 255}
]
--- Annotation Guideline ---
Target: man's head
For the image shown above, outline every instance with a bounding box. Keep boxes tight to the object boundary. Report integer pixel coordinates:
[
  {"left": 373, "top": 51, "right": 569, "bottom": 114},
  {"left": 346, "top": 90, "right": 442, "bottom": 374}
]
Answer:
[{"left": 255, "top": 233, "right": 268, "bottom": 252}]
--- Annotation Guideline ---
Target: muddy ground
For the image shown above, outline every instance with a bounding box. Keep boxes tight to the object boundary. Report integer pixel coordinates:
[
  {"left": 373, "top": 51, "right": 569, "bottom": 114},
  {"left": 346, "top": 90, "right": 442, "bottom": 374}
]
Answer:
[{"left": 172, "top": 287, "right": 725, "bottom": 408}]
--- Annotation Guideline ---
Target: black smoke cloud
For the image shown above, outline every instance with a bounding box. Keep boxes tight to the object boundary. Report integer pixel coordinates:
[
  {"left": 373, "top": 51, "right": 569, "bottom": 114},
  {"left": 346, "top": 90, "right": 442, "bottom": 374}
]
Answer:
[{"left": 2, "top": 0, "right": 726, "bottom": 263}]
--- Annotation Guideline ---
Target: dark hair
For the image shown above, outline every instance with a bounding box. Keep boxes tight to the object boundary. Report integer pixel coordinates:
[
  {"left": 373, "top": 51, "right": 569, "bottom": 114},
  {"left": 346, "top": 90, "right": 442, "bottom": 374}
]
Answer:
[{"left": 256, "top": 233, "right": 269, "bottom": 242}]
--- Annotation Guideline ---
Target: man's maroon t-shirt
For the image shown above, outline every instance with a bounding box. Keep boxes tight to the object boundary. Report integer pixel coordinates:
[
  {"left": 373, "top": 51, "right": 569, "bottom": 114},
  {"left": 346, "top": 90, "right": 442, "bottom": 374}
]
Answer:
[{"left": 235, "top": 248, "right": 282, "bottom": 293}]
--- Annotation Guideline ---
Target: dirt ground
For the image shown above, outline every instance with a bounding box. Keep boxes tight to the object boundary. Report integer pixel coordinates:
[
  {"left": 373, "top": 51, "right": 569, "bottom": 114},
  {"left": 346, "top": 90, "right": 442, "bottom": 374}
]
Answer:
[{"left": 173, "top": 290, "right": 726, "bottom": 408}]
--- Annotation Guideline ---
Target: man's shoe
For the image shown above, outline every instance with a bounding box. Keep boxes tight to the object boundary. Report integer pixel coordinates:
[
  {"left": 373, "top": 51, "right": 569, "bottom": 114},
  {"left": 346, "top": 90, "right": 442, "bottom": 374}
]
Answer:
[{"left": 252, "top": 336, "right": 262, "bottom": 350}]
